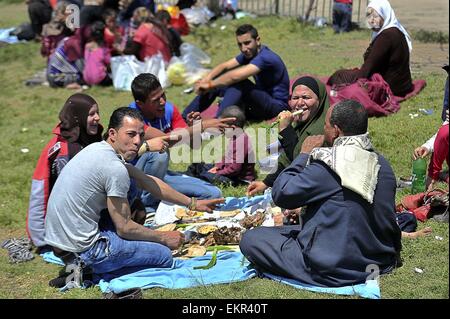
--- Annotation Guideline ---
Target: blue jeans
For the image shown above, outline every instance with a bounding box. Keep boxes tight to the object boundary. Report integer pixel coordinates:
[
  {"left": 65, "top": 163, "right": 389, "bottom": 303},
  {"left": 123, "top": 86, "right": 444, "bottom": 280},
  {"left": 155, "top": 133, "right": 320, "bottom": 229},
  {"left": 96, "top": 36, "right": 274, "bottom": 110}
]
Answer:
[
  {"left": 332, "top": 2, "right": 352, "bottom": 33},
  {"left": 164, "top": 170, "right": 223, "bottom": 199},
  {"left": 134, "top": 151, "right": 170, "bottom": 209},
  {"left": 182, "top": 79, "right": 288, "bottom": 121},
  {"left": 134, "top": 151, "right": 222, "bottom": 210},
  {"left": 79, "top": 213, "right": 173, "bottom": 283}
]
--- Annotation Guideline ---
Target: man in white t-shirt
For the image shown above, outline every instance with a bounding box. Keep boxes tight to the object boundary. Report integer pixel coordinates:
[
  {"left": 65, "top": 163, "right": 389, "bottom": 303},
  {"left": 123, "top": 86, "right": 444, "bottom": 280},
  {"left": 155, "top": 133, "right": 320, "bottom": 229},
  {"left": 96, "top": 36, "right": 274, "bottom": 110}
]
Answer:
[{"left": 44, "top": 107, "right": 223, "bottom": 282}]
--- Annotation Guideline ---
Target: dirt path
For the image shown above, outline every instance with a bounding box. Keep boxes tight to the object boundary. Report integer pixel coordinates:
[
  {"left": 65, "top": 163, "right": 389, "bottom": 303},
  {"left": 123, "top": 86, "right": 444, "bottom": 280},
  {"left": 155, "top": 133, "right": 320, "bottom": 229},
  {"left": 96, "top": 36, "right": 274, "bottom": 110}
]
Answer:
[{"left": 390, "top": 0, "right": 449, "bottom": 33}]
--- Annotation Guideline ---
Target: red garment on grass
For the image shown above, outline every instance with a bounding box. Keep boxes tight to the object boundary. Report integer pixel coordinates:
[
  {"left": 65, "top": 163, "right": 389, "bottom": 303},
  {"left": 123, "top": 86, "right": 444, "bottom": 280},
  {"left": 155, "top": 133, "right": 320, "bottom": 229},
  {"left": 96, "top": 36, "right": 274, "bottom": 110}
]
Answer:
[
  {"left": 290, "top": 73, "right": 426, "bottom": 117},
  {"left": 428, "top": 124, "right": 449, "bottom": 181}
]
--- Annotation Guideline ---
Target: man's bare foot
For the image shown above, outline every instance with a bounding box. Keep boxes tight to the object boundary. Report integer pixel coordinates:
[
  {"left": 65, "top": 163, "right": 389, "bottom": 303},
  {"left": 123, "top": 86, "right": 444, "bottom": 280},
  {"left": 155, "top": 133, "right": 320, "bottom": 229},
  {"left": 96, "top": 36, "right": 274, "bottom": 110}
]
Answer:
[
  {"left": 66, "top": 83, "right": 82, "bottom": 90},
  {"left": 403, "top": 227, "right": 433, "bottom": 239}
]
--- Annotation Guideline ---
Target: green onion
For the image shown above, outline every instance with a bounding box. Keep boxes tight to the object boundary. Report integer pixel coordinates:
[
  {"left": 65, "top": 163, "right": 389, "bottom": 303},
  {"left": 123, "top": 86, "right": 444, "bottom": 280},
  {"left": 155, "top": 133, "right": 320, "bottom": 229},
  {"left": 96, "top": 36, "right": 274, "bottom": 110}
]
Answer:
[{"left": 194, "top": 248, "right": 218, "bottom": 270}]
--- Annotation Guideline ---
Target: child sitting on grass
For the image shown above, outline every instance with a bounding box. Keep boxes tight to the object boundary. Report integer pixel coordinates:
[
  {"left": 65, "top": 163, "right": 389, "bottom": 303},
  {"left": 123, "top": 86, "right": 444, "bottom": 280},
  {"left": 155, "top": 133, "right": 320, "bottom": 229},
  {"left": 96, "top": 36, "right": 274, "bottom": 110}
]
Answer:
[
  {"left": 83, "top": 21, "right": 112, "bottom": 86},
  {"left": 186, "top": 105, "right": 257, "bottom": 186}
]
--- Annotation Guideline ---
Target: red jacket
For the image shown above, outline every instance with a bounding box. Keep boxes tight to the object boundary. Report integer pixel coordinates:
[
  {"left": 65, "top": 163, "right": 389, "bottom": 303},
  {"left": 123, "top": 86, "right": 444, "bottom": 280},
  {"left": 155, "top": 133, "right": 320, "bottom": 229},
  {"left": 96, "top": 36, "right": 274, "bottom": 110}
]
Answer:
[{"left": 26, "top": 125, "right": 70, "bottom": 248}]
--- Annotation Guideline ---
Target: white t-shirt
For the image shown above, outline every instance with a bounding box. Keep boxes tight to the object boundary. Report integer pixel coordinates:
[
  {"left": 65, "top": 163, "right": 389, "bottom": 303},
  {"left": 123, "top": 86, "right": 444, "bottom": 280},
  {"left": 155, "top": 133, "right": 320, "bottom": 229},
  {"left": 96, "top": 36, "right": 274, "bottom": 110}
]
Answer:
[{"left": 44, "top": 141, "right": 130, "bottom": 252}]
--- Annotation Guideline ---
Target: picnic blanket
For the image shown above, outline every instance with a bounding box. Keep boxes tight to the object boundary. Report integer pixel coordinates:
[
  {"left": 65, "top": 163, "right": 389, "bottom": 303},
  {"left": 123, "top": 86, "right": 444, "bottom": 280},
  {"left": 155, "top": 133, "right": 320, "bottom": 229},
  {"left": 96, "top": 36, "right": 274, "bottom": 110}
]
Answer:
[
  {"left": 0, "top": 28, "right": 19, "bottom": 44},
  {"left": 40, "top": 192, "right": 381, "bottom": 298},
  {"left": 42, "top": 250, "right": 379, "bottom": 298},
  {"left": 262, "top": 273, "right": 380, "bottom": 299}
]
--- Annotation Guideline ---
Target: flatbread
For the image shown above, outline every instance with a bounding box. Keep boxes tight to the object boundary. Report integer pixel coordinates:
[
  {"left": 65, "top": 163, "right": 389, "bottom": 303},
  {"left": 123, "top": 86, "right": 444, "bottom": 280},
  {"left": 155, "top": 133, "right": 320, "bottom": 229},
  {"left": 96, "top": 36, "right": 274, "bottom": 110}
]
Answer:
[
  {"left": 155, "top": 223, "right": 177, "bottom": 232},
  {"left": 219, "top": 209, "right": 241, "bottom": 218},
  {"left": 197, "top": 225, "right": 218, "bottom": 235},
  {"left": 175, "top": 207, "right": 204, "bottom": 219},
  {"left": 184, "top": 244, "right": 207, "bottom": 257}
]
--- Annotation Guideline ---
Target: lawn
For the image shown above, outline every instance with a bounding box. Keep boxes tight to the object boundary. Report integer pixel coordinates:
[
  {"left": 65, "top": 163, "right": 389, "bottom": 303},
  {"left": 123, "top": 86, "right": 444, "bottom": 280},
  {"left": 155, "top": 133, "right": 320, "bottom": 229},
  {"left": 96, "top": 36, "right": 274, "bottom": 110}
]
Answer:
[{"left": 0, "top": 2, "right": 448, "bottom": 299}]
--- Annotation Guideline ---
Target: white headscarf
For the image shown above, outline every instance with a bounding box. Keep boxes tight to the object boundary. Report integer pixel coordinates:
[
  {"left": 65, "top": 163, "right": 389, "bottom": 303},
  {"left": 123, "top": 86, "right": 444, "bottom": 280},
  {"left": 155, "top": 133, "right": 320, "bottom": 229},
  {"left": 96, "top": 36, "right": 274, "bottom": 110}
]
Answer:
[{"left": 368, "top": 0, "right": 412, "bottom": 52}]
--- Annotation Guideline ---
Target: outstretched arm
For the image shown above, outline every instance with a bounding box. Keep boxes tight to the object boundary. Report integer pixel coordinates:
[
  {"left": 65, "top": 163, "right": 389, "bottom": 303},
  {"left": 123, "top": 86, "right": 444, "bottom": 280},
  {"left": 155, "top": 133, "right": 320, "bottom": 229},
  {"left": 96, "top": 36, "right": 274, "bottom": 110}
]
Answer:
[
  {"left": 196, "top": 63, "right": 260, "bottom": 94},
  {"left": 125, "top": 164, "right": 224, "bottom": 212}
]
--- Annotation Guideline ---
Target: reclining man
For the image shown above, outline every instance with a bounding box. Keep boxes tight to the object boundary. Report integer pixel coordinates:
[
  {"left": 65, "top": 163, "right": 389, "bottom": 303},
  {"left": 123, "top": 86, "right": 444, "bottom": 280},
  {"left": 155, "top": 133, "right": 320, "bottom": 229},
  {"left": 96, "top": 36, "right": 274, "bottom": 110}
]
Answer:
[
  {"left": 44, "top": 107, "right": 223, "bottom": 282},
  {"left": 240, "top": 100, "right": 402, "bottom": 287},
  {"left": 182, "top": 24, "right": 290, "bottom": 121}
]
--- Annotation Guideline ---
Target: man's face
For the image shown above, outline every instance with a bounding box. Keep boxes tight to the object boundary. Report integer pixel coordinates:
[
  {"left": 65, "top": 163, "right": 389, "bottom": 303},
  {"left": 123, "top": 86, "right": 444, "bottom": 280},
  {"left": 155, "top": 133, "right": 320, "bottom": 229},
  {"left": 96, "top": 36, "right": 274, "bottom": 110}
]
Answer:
[
  {"left": 137, "top": 86, "right": 166, "bottom": 120},
  {"left": 236, "top": 33, "right": 260, "bottom": 59},
  {"left": 109, "top": 116, "right": 145, "bottom": 162},
  {"left": 323, "top": 106, "right": 338, "bottom": 146}
]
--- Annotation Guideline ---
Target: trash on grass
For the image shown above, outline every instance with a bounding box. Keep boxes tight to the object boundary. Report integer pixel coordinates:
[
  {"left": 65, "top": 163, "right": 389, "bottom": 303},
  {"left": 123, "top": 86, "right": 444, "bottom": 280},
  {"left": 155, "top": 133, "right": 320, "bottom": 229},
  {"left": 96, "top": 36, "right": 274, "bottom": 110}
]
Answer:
[{"left": 414, "top": 267, "right": 424, "bottom": 274}]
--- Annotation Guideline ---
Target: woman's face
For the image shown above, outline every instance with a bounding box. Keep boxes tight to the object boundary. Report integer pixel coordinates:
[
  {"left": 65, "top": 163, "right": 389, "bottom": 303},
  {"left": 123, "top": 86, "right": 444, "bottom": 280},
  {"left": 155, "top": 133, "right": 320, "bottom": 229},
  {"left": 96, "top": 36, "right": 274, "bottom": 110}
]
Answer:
[
  {"left": 86, "top": 104, "right": 100, "bottom": 135},
  {"left": 366, "top": 8, "right": 384, "bottom": 31},
  {"left": 289, "top": 85, "right": 320, "bottom": 123}
]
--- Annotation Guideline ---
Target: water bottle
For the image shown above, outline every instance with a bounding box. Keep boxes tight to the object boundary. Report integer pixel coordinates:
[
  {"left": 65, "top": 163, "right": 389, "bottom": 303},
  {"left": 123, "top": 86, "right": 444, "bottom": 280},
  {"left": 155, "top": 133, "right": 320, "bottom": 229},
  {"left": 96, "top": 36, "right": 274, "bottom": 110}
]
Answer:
[{"left": 411, "top": 158, "right": 427, "bottom": 194}]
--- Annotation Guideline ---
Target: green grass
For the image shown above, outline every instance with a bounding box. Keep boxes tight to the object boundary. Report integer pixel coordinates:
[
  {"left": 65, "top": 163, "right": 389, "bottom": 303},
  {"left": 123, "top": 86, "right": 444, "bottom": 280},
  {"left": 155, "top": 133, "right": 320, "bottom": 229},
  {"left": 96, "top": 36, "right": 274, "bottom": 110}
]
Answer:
[{"left": 0, "top": 4, "right": 448, "bottom": 299}]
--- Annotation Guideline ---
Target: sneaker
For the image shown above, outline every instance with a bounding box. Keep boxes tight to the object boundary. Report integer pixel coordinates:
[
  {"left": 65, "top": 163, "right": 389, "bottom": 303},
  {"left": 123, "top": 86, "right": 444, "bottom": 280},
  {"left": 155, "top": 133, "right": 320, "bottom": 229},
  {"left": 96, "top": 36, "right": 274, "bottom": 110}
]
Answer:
[{"left": 103, "top": 288, "right": 143, "bottom": 299}]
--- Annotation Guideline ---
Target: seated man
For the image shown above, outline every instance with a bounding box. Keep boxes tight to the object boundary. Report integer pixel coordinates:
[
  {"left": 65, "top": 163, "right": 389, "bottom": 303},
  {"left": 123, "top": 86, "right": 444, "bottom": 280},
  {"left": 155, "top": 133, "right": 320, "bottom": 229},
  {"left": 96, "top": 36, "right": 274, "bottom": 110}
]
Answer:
[
  {"left": 44, "top": 107, "right": 223, "bottom": 282},
  {"left": 129, "top": 73, "right": 234, "bottom": 210},
  {"left": 182, "top": 24, "right": 290, "bottom": 121},
  {"left": 240, "top": 99, "right": 402, "bottom": 287}
]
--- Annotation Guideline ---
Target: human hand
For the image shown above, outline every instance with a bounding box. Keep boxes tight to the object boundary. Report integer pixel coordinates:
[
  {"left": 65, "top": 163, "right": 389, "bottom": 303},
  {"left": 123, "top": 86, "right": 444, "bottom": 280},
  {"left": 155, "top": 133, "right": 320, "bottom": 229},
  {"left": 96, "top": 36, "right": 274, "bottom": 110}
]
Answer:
[
  {"left": 277, "top": 110, "right": 294, "bottom": 131},
  {"left": 208, "top": 166, "right": 219, "bottom": 173},
  {"left": 300, "top": 135, "right": 325, "bottom": 154},
  {"left": 203, "top": 117, "right": 236, "bottom": 132},
  {"left": 147, "top": 136, "right": 170, "bottom": 153},
  {"left": 413, "top": 146, "right": 430, "bottom": 160},
  {"left": 426, "top": 176, "right": 436, "bottom": 192},
  {"left": 195, "top": 198, "right": 226, "bottom": 213},
  {"left": 246, "top": 181, "right": 268, "bottom": 196},
  {"left": 283, "top": 208, "right": 302, "bottom": 225},
  {"left": 161, "top": 231, "right": 185, "bottom": 250},
  {"left": 194, "top": 80, "right": 212, "bottom": 95},
  {"left": 186, "top": 111, "right": 202, "bottom": 126}
]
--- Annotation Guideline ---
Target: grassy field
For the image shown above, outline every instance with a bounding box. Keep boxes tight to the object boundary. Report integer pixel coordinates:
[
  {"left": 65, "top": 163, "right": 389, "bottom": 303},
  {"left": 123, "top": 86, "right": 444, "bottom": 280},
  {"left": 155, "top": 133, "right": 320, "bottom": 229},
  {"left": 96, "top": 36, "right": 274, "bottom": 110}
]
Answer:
[{"left": 0, "top": 2, "right": 448, "bottom": 299}]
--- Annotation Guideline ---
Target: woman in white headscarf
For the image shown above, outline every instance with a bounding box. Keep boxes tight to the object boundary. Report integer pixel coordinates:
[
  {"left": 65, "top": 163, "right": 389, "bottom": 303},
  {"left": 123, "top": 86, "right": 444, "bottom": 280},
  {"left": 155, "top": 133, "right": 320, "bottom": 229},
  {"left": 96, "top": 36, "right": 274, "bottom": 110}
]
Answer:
[{"left": 328, "top": 0, "right": 413, "bottom": 97}]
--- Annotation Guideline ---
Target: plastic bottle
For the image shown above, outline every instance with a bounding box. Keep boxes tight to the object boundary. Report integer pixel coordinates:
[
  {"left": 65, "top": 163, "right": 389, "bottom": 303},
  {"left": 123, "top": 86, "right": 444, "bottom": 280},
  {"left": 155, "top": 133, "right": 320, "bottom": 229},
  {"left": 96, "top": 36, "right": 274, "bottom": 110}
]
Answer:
[{"left": 411, "top": 158, "right": 427, "bottom": 194}]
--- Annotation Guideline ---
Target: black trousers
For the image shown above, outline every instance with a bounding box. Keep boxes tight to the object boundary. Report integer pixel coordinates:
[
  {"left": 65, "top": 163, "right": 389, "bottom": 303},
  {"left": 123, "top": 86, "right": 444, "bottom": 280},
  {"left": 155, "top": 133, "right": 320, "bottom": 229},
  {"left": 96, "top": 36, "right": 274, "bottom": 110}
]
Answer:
[{"left": 28, "top": 0, "right": 52, "bottom": 36}]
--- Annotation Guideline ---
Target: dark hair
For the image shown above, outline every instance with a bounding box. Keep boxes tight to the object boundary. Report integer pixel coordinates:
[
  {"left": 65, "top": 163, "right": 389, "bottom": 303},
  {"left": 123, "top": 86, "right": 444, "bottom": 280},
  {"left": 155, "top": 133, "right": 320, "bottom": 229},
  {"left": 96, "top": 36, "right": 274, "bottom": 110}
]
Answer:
[
  {"left": 219, "top": 105, "right": 246, "bottom": 128},
  {"left": 155, "top": 10, "right": 171, "bottom": 24},
  {"left": 90, "top": 20, "right": 105, "bottom": 45},
  {"left": 330, "top": 100, "right": 368, "bottom": 135},
  {"left": 102, "top": 8, "right": 117, "bottom": 21},
  {"left": 103, "top": 107, "right": 144, "bottom": 140},
  {"left": 235, "top": 24, "right": 258, "bottom": 39},
  {"left": 131, "top": 73, "right": 162, "bottom": 102}
]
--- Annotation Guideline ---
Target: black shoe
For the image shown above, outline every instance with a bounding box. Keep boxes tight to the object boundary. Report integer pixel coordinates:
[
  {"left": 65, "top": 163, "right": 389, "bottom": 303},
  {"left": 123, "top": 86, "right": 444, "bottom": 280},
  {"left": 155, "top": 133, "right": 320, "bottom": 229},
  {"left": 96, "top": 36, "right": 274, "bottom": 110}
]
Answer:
[{"left": 103, "top": 288, "right": 143, "bottom": 299}]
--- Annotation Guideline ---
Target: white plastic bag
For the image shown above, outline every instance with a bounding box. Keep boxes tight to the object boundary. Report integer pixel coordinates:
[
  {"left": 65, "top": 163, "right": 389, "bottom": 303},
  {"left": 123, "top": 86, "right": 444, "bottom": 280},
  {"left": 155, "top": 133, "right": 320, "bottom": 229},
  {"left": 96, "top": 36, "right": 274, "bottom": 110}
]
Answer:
[
  {"left": 180, "top": 42, "right": 211, "bottom": 65},
  {"left": 111, "top": 53, "right": 170, "bottom": 91},
  {"left": 111, "top": 55, "right": 143, "bottom": 91},
  {"left": 143, "top": 53, "right": 170, "bottom": 88}
]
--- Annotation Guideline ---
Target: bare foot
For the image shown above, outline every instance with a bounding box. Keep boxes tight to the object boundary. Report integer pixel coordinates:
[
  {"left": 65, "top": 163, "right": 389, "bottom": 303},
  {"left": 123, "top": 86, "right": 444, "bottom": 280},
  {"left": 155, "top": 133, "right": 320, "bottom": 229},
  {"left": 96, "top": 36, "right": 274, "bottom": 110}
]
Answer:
[
  {"left": 66, "top": 83, "right": 82, "bottom": 90},
  {"left": 403, "top": 227, "right": 433, "bottom": 239}
]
